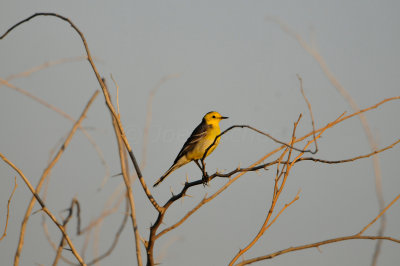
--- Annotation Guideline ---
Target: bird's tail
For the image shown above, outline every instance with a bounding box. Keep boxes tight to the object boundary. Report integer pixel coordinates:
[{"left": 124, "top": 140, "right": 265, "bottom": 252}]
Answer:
[{"left": 153, "top": 164, "right": 180, "bottom": 187}]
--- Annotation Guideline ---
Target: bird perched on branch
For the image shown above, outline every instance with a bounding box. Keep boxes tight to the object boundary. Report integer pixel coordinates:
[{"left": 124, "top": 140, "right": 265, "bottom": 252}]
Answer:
[{"left": 153, "top": 111, "right": 228, "bottom": 187}]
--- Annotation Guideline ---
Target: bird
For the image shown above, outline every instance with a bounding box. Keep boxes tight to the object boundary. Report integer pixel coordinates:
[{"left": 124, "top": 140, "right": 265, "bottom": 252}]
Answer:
[{"left": 153, "top": 111, "right": 228, "bottom": 187}]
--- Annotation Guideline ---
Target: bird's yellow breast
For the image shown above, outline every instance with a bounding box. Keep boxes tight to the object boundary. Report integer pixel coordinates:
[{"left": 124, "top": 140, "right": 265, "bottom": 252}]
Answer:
[{"left": 187, "top": 125, "right": 221, "bottom": 160}]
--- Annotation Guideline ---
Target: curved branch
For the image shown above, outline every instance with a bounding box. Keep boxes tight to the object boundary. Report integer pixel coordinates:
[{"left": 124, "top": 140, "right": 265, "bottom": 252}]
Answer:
[
  {"left": 297, "top": 74, "right": 318, "bottom": 154},
  {"left": 85, "top": 198, "right": 129, "bottom": 266},
  {"left": 201, "top": 124, "right": 314, "bottom": 165},
  {"left": 0, "top": 176, "right": 18, "bottom": 241},
  {"left": 235, "top": 192, "right": 400, "bottom": 266},
  {"left": 0, "top": 12, "right": 162, "bottom": 213},
  {"left": 154, "top": 98, "right": 400, "bottom": 244},
  {"left": 229, "top": 114, "right": 304, "bottom": 265},
  {"left": 0, "top": 153, "right": 86, "bottom": 265},
  {"left": 267, "top": 18, "right": 391, "bottom": 264},
  {"left": 235, "top": 236, "right": 400, "bottom": 266},
  {"left": 0, "top": 78, "right": 111, "bottom": 190},
  {"left": 112, "top": 117, "right": 143, "bottom": 266},
  {"left": 52, "top": 198, "right": 80, "bottom": 266},
  {"left": 10, "top": 90, "right": 97, "bottom": 266}
]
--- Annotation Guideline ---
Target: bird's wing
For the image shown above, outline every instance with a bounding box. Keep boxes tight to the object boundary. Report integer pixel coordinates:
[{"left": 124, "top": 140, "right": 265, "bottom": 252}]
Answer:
[{"left": 173, "top": 122, "right": 208, "bottom": 164}]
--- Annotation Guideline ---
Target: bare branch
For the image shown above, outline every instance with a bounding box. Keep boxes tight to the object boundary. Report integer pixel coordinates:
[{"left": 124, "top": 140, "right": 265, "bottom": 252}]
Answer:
[
  {"left": 235, "top": 192, "right": 400, "bottom": 266},
  {"left": 4, "top": 56, "right": 90, "bottom": 81},
  {"left": 0, "top": 176, "right": 18, "bottom": 241},
  {"left": 141, "top": 74, "right": 180, "bottom": 169},
  {"left": 358, "top": 193, "right": 400, "bottom": 236},
  {"left": 297, "top": 74, "right": 318, "bottom": 154},
  {"left": 154, "top": 97, "right": 400, "bottom": 250},
  {"left": 112, "top": 117, "right": 143, "bottom": 266},
  {"left": 86, "top": 199, "right": 129, "bottom": 266},
  {"left": 11, "top": 90, "right": 98, "bottom": 266},
  {"left": 0, "top": 78, "right": 111, "bottom": 191},
  {"left": 234, "top": 236, "right": 400, "bottom": 266},
  {"left": 229, "top": 114, "right": 304, "bottom": 265},
  {"left": 267, "top": 18, "right": 389, "bottom": 264},
  {"left": 0, "top": 153, "right": 86, "bottom": 265},
  {"left": 52, "top": 198, "right": 80, "bottom": 266},
  {"left": 201, "top": 124, "right": 314, "bottom": 165},
  {"left": 0, "top": 12, "right": 162, "bottom": 212}
]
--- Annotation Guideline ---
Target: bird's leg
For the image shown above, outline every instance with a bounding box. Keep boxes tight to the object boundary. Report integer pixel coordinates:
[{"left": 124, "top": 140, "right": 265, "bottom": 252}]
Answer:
[
  {"left": 195, "top": 160, "right": 210, "bottom": 186},
  {"left": 199, "top": 160, "right": 211, "bottom": 186},
  {"left": 202, "top": 174, "right": 210, "bottom": 187},
  {"left": 194, "top": 160, "right": 202, "bottom": 171}
]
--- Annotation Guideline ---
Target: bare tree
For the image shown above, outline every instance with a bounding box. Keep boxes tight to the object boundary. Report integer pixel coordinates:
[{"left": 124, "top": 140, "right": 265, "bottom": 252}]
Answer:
[{"left": 1, "top": 13, "right": 399, "bottom": 266}]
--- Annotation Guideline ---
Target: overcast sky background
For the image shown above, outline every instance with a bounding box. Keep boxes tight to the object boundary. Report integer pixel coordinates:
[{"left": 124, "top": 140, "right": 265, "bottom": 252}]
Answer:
[{"left": 1, "top": 1, "right": 400, "bottom": 266}]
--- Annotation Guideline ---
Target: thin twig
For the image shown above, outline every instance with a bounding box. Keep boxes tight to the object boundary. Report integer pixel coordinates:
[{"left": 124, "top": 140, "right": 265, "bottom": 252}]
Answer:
[
  {"left": 234, "top": 236, "right": 400, "bottom": 266},
  {"left": 79, "top": 191, "right": 125, "bottom": 234},
  {"left": 0, "top": 78, "right": 111, "bottom": 189},
  {"left": 201, "top": 124, "right": 313, "bottom": 165},
  {"left": 0, "top": 12, "right": 162, "bottom": 213},
  {"left": 297, "top": 74, "right": 318, "bottom": 154},
  {"left": 358, "top": 193, "right": 400, "bottom": 235},
  {"left": 0, "top": 153, "right": 86, "bottom": 265},
  {"left": 229, "top": 114, "right": 303, "bottom": 266},
  {"left": 0, "top": 176, "right": 18, "bottom": 241},
  {"left": 235, "top": 192, "right": 400, "bottom": 266},
  {"left": 52, "top": 198, "right": 79, "bottom": 266},
  {"left": 42, "top": 216, "right": 75, "bottom": 265},
  {"left": 11, "top": 90, "right": 98, "bottom": 266},
  {"left": 112, "top": 117, "right": 143, "bottom": 266},
  {"left": 43, "top": 189, "right": 126, "bottom": 265},
  {"left": 110, "top": 75, "right": 121, "bottom": 116},
  {"left": 86, "top": 198, "right": 129, "bottom": 266},
  {"left": 267, "top": 18, "right": 388, "bottom": 265},
  {"left": 155, "top": 97, "right": 399, "bottom": 244},
  {"left": 4, "top": 56, "right": 89, "bottom": 81},
  {"left": 141, "top": 74, "right": 180, "bottom": 169},
  {"left": 297, "top": 139, "right": 400, "bottom": 164}
]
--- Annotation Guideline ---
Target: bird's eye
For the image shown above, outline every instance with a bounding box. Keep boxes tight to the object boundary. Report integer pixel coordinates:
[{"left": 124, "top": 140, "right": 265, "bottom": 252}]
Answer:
[{"left": 212, "top": 115, "right": 216, "bottom": 118}]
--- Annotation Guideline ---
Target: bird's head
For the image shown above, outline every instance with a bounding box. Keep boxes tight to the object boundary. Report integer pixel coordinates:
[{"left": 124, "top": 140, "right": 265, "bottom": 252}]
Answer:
[{"left": 203, "top": 111, "right": 228, "bottom": 126}]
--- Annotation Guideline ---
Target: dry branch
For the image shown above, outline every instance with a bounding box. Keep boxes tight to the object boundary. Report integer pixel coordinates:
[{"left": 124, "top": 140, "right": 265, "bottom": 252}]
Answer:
[
  {"left": 297, "top": 74, "right": 318, "bottom": 153},
  {"left": 0, "top": 176, "right": 18, "bottom": 241},
  {"left": 154, "top": 96, "right": 400, "bottom": 261},
  {"left": 235, "top": 235, "right": 400, "bottom": 266},
  {"left": 4, "top": 56, "right": 89, "bottom": 81},
  {"left": 112, "top": 116, "right": 143, "bottom": 266},
  {"left": 0, "top": 153, "right": 86, "bottom": 265},
  {"left": 267, "top": 18, "right": 388, "bottom": 265},
  {"left": 85, "top": 199, "right": 129, "bottom": 266},
  {"left": 229, "top": 115, "right": 304, "bottom": 265},
  {"left": 141, "top": 74, "right": 180, "bottom": 169},
  {"left": 0, "top": 78, "right": 110, "bottom": 189},
  {"left": 52, "top": 198, "right": 80, "bottom": 266},
  {"left": 10, "top": 90, "right": 98, "bottom": 265},
  {"left": 234, "top": 193, "right": 400, "bottom": 266},
  {"left": 1, "top": 13, "right": 399, "bottom": 266},
  {"left": 1, "top": 12, "right": 162, "bottom": 212}
]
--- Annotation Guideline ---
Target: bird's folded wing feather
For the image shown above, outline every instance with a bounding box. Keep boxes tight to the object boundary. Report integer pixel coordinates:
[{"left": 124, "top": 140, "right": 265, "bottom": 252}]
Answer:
[{"left": 174, "top": 122, "right": 208, "bottom": 163}]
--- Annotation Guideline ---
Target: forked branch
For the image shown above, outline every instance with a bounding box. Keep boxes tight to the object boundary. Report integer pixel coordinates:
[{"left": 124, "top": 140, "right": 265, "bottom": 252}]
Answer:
[
  {"left": 0, "top": 12, "right": 162, "bottom": 213},
  {"left": 234, "top": 193, "right": 400, "bottom": 266}
]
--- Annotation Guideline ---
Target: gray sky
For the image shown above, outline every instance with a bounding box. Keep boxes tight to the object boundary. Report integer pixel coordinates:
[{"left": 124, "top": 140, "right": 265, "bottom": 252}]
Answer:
[{"left": 1, "top": 1, "right": 399, "bottom": 265}]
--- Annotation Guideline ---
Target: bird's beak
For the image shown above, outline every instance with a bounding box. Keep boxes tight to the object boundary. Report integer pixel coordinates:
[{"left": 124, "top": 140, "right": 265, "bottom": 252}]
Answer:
[{"left": 220, "top": 116, "right": 229, "bottom": 120}]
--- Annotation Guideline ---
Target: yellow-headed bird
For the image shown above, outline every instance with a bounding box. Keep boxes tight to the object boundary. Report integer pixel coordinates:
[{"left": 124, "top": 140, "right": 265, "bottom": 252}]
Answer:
[{"left": 153, "top": 111, "right": 228, "bottom": 187}]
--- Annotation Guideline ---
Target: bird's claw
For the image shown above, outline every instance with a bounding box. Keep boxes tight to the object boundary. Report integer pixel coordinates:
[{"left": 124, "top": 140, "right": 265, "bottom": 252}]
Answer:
[{"left": 202, "top": 173, "right": 210, "bottom": 187}]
